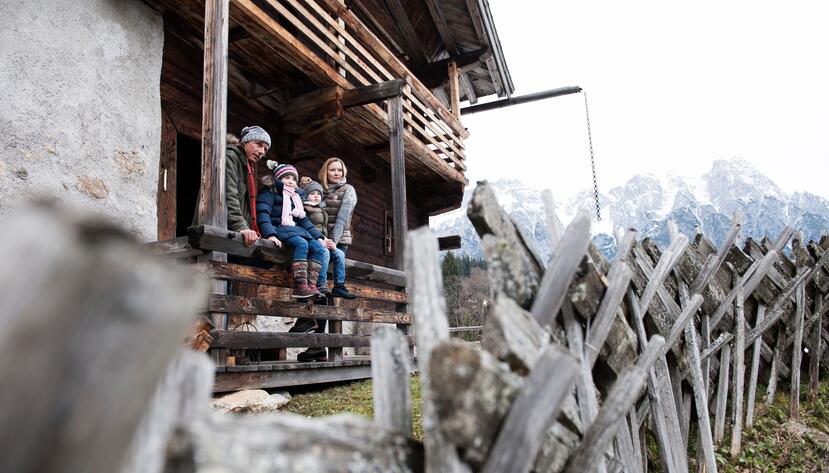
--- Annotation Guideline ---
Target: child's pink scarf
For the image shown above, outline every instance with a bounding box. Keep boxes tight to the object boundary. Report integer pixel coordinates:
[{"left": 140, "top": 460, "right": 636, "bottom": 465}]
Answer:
[{"left": 281, "top": 186, "right": 306, "bottom": 226}]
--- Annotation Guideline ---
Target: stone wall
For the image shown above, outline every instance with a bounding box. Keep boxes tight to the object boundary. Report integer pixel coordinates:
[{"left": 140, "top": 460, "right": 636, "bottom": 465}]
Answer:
[{"left": 0, "top": 0, "right": 163, "bottom": 240}]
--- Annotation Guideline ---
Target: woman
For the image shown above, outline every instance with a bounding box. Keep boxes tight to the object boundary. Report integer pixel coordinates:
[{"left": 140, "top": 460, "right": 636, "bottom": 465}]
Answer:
[{"left": 318, "top": 157, "right": 357, "bottom": 299}]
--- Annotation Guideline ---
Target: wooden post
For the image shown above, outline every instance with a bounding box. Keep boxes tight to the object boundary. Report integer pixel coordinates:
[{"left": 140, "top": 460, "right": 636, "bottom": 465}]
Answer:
[
  {"left": 790, "top": 282, "right": 806, "bottom": 420},
  {"left": 685, "top": 321, "right": 719, "bottom": 473},
  {"left": 371, "top": 326, "right": 412, "bottom": 434},
  {"left": 713, "top": 344, "right": 731, "bottom": 445},
  {"left": 765, "top": 326, "right": 784, "bottom": 405},
  {"left": 448, "top": 60, "right": 460, "bottom": 117},
  {"left": 197, "top": 0, "right": 229, "bottom": 228},
  {"left": 389, "top": 94, "right": 407, "bottom": 270},
  {"left": 405, "top": 228, "right": 468, "bottom": 472},
  {"left": 730, "top": 287, "right": 746, "bottom": 457},
  {"left": 809, "top": 293, "right": 823, "bottom": 402},
  {"left": 745, "top": 305, "right": 765, "bottom": 429},
  {"left": 198, "top": 0, "right": 230, "bottom": 365},
  {"left": 0, "top": 204, "right": 205, "bottom": 473}
]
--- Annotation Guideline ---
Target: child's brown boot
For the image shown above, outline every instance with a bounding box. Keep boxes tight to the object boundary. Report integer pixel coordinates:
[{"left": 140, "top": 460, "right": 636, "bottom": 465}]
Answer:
[{"left": 290, "top": 260, "right": 317, "bottom": 299}]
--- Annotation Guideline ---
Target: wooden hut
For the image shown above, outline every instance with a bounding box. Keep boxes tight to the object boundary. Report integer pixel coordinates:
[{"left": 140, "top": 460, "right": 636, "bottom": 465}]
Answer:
[{"left": 143, "top": 0, "right": 514, "bottom": 391}]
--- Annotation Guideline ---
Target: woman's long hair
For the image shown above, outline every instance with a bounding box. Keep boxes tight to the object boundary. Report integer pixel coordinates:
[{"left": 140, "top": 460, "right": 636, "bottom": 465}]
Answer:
[{"left": 318, "top": 157, "right": 348, "bottom": 191}]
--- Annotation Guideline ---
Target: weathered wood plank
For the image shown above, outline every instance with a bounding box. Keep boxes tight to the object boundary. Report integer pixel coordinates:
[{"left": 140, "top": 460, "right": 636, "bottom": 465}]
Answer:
[
  {"left": 372, "top": 326, "right": 413, "bottom": 434},
  {"left": 213, "top": 360, "right": 372, "bottom": 391},
  {"left": 147, "top": 236, "right": 206, "bottom": 258},
  {"left": 586, "top": 253, "right": 635, "bottom": 366},
  {"left": 765, "top": 326, "right": 785, "bottom": 405},
  {"left": 209, "top": 329, "right": 414, "bottom": 349},
  {"left": 468, "top": 182, "right": 544, "bottom": 308},
  {"left": 713, "top": 344, "right": 731, "bottom": 445},
  {"left": 208, "top": 295, "right": 409, "bottom": 324},
  {"left": 684, "top": 318, "right": 719, "bottom": 473},
  {"left": 0, "top": 203, "right": 206, "bottom": 473},
  {"left": 709, "top": 250, "right": 778, "bottom": 331},
  {"left": 730, "top": 286, "right": 746, "bottom": 456},
  {"left": 481, "top": 295, "right": 549, "bottom": 375},
  {"left": 531, "top": 211, "right": 592, "bottom": 329},
  {"left": 120, "top": 350, "right": 214, "bottom": 473},
  {"left": 430, "top": 341, "right": 523, "bottom": 466},
  {"left": 790, "top": 282, "right": 806, "bottom": 420},
  {"left": 190, "top": 225, "right": 407, "bottom": 286},
  {"left": 481, "top": 346, "right": 579, "bottom": 473},
  {"left": 389, "top": 94, "right": 407, "bottom": 270},
  {"left": 565, "top": 337, "right": 665, "bottom": 473},
  {"left": 196, "top": 0, "right": 229, "bottom": 228},
  {"left": 745, "top": 305, "right": 765, "bottom": 429},
  {"left": 809, "top": 293, "right": 823, "bottom": 402},
  {"left": 746, "top": 268, "right": 810, "bottom": 346},
  {"left": 342, "top": 79, "right": 405, "bottom": 107},
  {"left": 689, "top": 224, "right": 741, "bottom": 294},
  {"left": 405, "top": 227, "right": 469, "bottom": 473},
  {"left": 203, "top": 261, "right": 408, "bottom": 303},
  {"left": 168, "top": 412, "right": 423, "bottom": 472}
]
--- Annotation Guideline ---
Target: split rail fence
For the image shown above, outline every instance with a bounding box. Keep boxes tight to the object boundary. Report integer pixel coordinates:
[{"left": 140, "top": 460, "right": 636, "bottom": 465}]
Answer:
[{"left": 4, "top": 184, "right": 829, "bottom": 472}]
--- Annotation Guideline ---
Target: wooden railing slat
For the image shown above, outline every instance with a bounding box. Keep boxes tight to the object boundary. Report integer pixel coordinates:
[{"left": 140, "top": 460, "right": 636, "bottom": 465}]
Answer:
[{"left": 208, "top": 295, "right": 410, "bottom": 324}]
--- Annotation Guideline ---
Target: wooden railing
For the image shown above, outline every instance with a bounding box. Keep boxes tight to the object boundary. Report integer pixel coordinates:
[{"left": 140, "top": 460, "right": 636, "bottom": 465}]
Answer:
[
  {"left": 150, "top": 225, "right": 410, "bottom": 391},
  {"left": 258, "top": 0, "right": 468, "bottom": 172}
]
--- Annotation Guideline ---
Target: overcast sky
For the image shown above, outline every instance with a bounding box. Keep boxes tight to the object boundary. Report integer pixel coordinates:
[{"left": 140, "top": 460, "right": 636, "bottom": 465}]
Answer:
[{"left": 461, "top": 0, "right": 829, "bottom": 201}]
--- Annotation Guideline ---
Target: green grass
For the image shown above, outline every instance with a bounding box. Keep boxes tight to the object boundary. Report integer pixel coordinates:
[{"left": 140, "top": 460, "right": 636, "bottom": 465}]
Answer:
[
  {"left": 282, "top": 375, "right": 424, "bottom": 440},
  {"left": 713, "top": 378, "right": 829, "bottom": 473},
  {"left": 281, "top": 375, "right": 829, "bottom": 471}
]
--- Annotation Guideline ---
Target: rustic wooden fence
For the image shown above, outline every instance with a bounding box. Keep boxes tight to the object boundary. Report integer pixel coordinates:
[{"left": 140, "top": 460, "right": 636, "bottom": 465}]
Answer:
[{"left": 4, "top": 184, "right": 828, "bottom": 472}]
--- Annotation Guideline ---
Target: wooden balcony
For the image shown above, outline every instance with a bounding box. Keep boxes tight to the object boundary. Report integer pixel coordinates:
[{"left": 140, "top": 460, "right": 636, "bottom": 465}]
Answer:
[{"left": 230, "top": 0, "right": 470, "bottom": 183}]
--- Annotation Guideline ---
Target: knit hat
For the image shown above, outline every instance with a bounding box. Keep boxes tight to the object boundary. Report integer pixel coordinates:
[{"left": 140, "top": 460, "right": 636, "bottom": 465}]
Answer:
[
  {"left": 240, "top": 125, "right": 271, "bottom": 147},
  {"left": 267, "top": 160, "right": 298, "bottom": 181},
  {"left": 301, "top": 179, "right": 324, "bottom": 197}
]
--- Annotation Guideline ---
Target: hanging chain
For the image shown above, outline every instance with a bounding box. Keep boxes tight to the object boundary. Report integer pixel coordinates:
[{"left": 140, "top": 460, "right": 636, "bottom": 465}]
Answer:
[{"left": 583, "top": 91, "right": 602, "bottom": 221}]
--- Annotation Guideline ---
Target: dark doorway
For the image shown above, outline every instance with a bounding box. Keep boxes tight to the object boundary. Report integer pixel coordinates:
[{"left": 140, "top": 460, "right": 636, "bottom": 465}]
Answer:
[{"left": 176, "top": 134, "right": 201, "bottom": 237}]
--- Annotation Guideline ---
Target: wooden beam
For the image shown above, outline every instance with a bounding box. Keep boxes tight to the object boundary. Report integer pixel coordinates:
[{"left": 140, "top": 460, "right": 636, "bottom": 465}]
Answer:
[
  {"left": 448, "top": 61, "right": 460, "bottom": 117},
  {"left": 280, "top": 86, "right": 344, "bottom": 136},
  {"left": 382, "top": 0, "right": 429, "bottom": 64},
  {"left": 209, "top": 330, "right": 414, "bottom": 349},
  {"left": 214, "top": 361, "right": 372, "bottom": 391},
  {"left": 412, "top": 47, "right": 491, "bottom": 89},
  {"left": 423, "top": 0, "right": 479, "bottom": 103},
  {"left": 342, "top": 79, "right": 405, "bottom": 108},
  {"left": 203, "top": 261, "right": 408, "bottom": 303},
  {"left": 197, "top": 0, "right": 231, "bottom": 345},
  {"left": 389, "top": 94, "right": 407, "bottom": 270},
  {"left": 437, "top": 235, "right": 462, "bottom": 251},
  {"left": 208, "top": 294, "right": 410, "bottom": 324},
  {"left": 197, "top": 0, "right": 229, "bottom": 228},
  {"left": 188, "top": 225, "right": 408, "bottom": 286},
  {"left": 371, "top": 326, "right": 413, "bottom": 434}
]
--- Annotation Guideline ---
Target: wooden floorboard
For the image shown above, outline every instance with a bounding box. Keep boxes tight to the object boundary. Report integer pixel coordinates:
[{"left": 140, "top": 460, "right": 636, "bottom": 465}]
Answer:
[{"left": 214, "top": 361, "right": 372, "bottom": 392}]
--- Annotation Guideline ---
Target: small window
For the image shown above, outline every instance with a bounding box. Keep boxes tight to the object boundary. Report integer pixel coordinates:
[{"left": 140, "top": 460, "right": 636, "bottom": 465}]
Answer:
[{"left": 384, "top": 210, "right": 394, "bottom": 256}]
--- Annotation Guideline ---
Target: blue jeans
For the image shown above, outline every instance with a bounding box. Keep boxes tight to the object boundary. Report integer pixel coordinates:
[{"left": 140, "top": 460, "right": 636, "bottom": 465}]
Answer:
[
  {"left": 282, "top": 235, "right": 325, "bottom": 263},
  {"left": 318, "top": 247, "right": 346, "bottom": 286}
]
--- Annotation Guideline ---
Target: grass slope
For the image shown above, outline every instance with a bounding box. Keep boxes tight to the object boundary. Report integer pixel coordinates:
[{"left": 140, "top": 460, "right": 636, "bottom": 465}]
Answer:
[{"left": 281, "top": 376, "right": 829, "bottom": 471}]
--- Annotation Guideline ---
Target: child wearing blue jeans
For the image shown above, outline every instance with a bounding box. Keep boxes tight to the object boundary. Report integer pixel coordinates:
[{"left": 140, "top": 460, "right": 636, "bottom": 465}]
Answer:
[
  {"left": 300, "top": 178, "right": 356, "bottom": 299},
  {"left": 256, "top": 162, "right": 326, "bottom": 301}
]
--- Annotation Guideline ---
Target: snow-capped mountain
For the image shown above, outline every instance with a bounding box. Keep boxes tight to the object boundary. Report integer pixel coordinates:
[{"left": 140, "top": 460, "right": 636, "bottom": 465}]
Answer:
[{"left": 431, "top": 158, "right": 829, "bottom": 261}]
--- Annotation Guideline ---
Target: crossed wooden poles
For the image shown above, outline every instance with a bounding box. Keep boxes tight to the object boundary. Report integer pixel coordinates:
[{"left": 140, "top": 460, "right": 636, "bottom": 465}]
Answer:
[{"left": 397, "top": 182, "right": 829, "bottom": 473}]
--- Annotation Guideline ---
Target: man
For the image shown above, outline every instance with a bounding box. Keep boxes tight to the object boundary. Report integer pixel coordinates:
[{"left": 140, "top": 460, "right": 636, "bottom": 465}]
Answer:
[{"left": 226, "top": 125, "right": 271, "bottom": 246}]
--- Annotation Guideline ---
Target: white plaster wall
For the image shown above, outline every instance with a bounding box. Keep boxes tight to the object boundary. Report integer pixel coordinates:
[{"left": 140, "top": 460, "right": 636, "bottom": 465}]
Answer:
[{"left": 0, "top": 0, "right": 163, "bottom": 240}]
